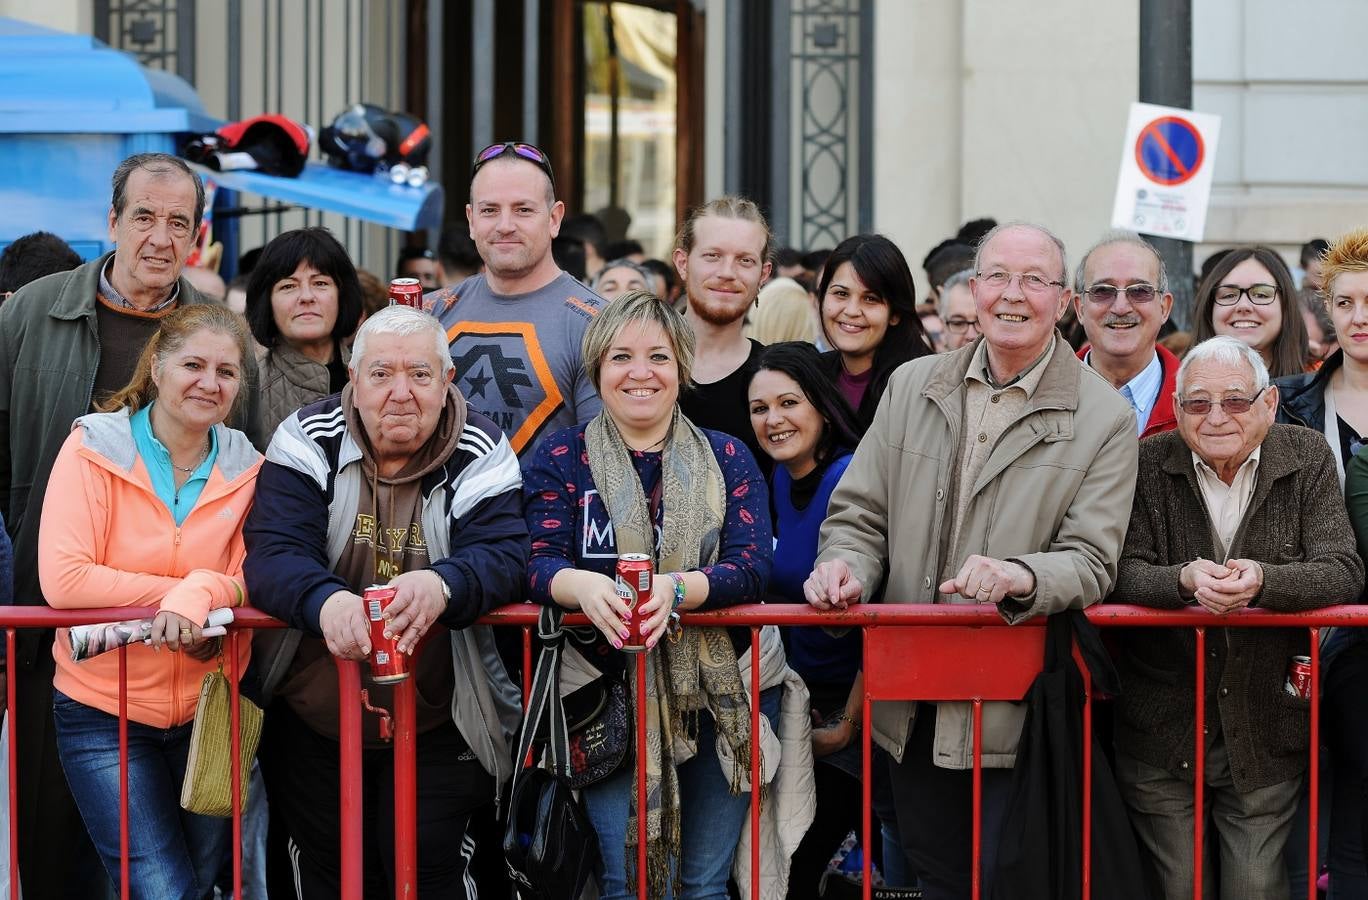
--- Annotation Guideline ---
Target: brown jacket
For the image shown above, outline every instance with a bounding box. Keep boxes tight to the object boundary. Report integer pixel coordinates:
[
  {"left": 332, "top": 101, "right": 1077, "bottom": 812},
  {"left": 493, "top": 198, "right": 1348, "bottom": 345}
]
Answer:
[
  {"left": 817, "top": 336, "right": 1138, "bottom": 768},
  {"left": 1110, "top": 425, "right": 1363, "bottom": 791}
]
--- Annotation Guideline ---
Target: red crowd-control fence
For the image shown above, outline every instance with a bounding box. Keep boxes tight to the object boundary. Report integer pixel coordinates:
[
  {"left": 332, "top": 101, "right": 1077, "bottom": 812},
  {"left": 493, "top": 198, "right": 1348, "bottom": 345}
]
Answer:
[{"left": 2, "top": 602, "right": 1365, "bottom": 900}]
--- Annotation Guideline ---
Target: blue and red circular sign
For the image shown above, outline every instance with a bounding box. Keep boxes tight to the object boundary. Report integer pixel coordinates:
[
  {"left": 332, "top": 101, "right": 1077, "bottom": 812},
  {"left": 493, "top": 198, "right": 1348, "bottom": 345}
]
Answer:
[{"left": 1134, "top": 116, "right": 1205, "bottom": 186}]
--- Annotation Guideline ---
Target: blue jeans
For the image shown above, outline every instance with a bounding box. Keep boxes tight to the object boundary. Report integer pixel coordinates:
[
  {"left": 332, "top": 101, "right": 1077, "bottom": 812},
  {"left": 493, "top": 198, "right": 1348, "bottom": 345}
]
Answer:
[
  {"left": 52, "top": 690, "right": 228, "bottom": 900},
  {"left": 584, "top": 686, "right": 781, "bottom": 900}
]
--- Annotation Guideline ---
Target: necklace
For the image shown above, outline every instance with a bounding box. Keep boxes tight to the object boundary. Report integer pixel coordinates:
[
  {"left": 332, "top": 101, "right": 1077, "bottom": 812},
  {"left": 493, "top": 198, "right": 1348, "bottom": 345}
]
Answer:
[
  {"left": 628, "top": 434, "right": 668, "bottom": 453},
  {"left": 171, "top": 441, "right": 210, "bottom": 474}
]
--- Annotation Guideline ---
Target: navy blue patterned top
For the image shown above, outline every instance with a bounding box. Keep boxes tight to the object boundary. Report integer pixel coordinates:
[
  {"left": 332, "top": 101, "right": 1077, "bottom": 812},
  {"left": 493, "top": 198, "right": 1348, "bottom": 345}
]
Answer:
[{"left": 523, "top": 423, "right": 773, "bottom": 669}]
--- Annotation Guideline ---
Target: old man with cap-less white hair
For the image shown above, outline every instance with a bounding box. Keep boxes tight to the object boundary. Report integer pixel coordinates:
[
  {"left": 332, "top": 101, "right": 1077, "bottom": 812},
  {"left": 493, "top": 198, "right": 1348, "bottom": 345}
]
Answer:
[
  {"left": 1110, "top": 335, "right": 1363, "bottom": 900},
  {"left": 244, "top": 304, "right": 527, "bottom": 899}
]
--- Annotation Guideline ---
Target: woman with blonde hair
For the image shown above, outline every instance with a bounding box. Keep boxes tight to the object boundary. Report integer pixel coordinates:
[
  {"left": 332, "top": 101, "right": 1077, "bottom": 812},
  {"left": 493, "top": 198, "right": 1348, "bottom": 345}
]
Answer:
[
  {"left": 40, "top": 303, "right": 262, "bottom": 899},
  {"left": 745, "top": 277, "right": 818, "bottom": 345},
  {"left": 523, "top": 290, "right": 799, "bottom": 899}
]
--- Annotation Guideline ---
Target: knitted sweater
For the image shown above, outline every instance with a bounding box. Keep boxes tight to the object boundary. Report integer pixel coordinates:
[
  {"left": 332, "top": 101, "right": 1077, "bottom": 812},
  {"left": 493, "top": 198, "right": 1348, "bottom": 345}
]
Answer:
[{"left": 1109, "top": 425, "right": 1363, "bottom": 791}]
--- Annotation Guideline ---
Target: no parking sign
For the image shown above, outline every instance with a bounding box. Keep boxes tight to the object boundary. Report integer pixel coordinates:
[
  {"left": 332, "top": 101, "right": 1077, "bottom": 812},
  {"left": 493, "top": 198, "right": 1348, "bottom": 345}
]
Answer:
[{"left": 1110, "top": 103, "right": 1221, "bottom": 242}]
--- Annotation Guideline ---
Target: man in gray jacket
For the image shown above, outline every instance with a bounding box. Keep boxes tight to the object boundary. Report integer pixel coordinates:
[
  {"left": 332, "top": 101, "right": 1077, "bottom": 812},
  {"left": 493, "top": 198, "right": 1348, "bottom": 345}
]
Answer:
[
  {"left": 0, "top": 151, "right": 260, "bottom": 898},
  {"left": 807, "top": 222, "right": 1139, "bottom": 900}
]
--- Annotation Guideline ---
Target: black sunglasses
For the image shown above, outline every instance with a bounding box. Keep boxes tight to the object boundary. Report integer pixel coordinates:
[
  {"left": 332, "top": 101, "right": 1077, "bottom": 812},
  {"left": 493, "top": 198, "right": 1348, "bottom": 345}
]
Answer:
[{"left": 471, "top": 142, "right": 556, "bottom": 188}]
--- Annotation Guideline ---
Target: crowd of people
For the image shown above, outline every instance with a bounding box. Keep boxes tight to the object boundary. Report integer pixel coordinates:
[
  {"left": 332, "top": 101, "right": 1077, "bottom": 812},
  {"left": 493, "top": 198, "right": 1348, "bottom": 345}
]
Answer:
[{"left": 0, "top": 142, "right": 1365, "bottom": 900}]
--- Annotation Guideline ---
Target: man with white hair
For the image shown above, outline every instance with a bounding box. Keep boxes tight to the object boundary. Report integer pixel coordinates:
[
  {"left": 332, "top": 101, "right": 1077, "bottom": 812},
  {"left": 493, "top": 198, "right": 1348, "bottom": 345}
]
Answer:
[
  {"left": 1110, "top": 335, "right": 1363, "bottom": 900},
  {"left": 806, "top": 222, "right": 1139, "bottom": 898},
  {"left": 244, "top": 305, "right": 527, "bottom": 898}
]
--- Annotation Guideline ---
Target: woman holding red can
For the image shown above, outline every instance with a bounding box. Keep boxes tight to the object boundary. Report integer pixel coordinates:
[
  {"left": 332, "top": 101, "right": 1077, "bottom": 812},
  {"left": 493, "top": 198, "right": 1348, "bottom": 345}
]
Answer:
[{"left": 522, "top": 290, "right": 783, "bottom": 899}]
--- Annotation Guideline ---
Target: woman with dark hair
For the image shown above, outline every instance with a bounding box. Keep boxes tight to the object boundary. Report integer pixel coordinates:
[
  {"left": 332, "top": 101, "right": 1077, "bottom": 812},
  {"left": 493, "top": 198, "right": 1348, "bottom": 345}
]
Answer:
[
  {"left": 747, "top": 342, "right": 860, "bottom": 673},
  {"left": 747, "top": 341, "right": 909, "bottom": 892},
  {"left": 1192, "top": 246, "right": 1309, "bottom": 379},
  {"left": 244, "top": 226, "right": 364, "bottom": 444},
  {"left": 816, "top": 234, "right": 933, "bottom": 431}
]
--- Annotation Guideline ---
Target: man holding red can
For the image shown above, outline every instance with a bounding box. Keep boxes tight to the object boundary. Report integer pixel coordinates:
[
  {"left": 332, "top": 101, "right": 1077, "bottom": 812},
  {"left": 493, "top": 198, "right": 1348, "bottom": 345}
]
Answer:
[{"left": 244, "top": 304, "right": 528, "bottom": 899}]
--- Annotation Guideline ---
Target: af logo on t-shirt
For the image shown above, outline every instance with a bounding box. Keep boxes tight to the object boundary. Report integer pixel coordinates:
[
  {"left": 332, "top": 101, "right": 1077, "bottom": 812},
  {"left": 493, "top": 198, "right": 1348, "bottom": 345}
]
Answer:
[{"left": 445, "top": 321, "right": 562, "bottom": 454}]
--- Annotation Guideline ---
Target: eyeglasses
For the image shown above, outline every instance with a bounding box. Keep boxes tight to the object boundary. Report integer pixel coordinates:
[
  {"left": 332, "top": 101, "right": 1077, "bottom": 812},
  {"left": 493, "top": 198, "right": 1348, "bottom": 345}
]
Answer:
[
  {"left": 1177, "top": 386, "right": 1267, "bottom": 416},
  {"left": 1213, "top": 284, "right": 1278, "bottom": 306},
  {"left": 976, "top": 270, "right": 1065, "bottom": 295},
  {"left": 1084, "top": 283, "right": 1159, "bottom": 305},
  {"left": 471, "top": 141, "right": 556, "bottom": 187},
  {"left": 944, "top": 316, "right": 979, "bottom": 333}
]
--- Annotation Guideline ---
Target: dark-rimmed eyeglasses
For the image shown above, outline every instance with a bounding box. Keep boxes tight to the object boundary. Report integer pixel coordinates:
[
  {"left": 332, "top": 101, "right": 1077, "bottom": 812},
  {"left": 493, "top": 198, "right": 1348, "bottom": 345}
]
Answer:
[
  {"left": 976, "top": 270, "right": 1065, "bottom": 295},
  {"left": 944, "top": 316, "right": 979, "bottom": 333},
  {"left": 1177, "top": 386, "right": 1267, "bottom": 416},
  {"left": 1213, "top": 284, "right": 1278, "bottom": 306},
  {"left": 471, "top": 141, "right": 555, "bottom": 188},
  {"left": 1084, "top": 283, "right": 1159, "bottom": 305}
]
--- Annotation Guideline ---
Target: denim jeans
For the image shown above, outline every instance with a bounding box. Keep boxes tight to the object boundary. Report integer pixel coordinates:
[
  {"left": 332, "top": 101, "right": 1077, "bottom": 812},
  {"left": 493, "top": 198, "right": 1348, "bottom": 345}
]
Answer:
[
  {"left": 52, "top": 689, "right": 228, "bottom": 900},
  {"left": 584, "top": 685, "right": 781, "bottom": 900}
]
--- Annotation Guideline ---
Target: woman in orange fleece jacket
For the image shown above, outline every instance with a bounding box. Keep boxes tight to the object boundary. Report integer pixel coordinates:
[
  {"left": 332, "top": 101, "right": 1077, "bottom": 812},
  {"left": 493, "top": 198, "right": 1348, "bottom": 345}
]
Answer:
[{"left": 39, "top": 304, "right": 262, "bottom": 900}]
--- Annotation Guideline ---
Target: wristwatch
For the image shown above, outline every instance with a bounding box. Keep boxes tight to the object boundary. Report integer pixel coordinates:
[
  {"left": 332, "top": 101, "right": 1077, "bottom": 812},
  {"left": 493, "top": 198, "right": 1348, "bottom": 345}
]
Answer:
[{"left": 434, "top": 571, "right": 452, "bottom": 607}]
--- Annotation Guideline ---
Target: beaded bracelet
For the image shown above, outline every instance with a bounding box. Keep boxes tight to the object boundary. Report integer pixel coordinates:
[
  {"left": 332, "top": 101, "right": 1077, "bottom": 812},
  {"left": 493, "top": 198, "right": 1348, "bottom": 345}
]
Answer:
[{"left": 668, "top": 572, "right": 686, "bottom": 610}]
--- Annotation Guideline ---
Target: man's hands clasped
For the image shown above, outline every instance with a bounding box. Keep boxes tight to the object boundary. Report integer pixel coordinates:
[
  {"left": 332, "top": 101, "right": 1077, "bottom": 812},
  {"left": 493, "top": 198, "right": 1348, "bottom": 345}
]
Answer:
[{"left": 1180, "top": 557, "right": 1263, "bottom": 614}]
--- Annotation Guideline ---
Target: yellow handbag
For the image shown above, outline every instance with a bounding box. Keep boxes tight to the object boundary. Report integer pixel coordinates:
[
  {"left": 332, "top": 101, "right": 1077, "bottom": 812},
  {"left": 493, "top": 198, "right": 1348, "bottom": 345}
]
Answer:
[{"left": 180, "top": 667, "right": 263, "bottom": 817}]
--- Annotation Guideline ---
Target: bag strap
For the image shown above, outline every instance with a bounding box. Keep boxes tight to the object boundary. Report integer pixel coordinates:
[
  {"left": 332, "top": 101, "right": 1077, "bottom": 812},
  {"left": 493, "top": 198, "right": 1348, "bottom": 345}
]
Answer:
[
  {"left": 509, "top": 606, "right": 573, "bottom": 799},
  {"left": 1042, "top": 609, "right": 1122, "bottom": 697}
]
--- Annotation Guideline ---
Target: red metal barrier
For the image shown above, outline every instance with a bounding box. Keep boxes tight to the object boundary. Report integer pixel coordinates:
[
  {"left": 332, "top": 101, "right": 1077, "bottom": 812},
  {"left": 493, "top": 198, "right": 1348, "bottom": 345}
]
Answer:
[
  {"left": 0, "top": 602, "right": 1360, "bottom": 900},
  {"left": 486, "top": 603, "right": 1368, "bottom": 900}
]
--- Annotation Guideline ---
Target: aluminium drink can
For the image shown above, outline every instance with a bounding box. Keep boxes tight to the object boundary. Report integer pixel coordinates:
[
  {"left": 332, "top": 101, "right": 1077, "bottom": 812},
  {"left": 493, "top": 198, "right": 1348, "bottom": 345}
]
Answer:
[
  {"left": 364, "top": 584, "right": 409, "bottom": 683},
  {"left": 615, "top": 554, "right": 653, "bottom": 653},
  {"left": 1285, "top": 655, "right": 1312, "bottom": 700},
  {"left": 387, "top": 277, "right": 424, "bottom": 309}
]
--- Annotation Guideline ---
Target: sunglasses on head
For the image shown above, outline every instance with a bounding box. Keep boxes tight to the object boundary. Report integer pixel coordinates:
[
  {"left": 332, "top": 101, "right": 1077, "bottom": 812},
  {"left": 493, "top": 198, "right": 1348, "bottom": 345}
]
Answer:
[{"left": 471, "top": 142, "right": 555, "bottom": 188}]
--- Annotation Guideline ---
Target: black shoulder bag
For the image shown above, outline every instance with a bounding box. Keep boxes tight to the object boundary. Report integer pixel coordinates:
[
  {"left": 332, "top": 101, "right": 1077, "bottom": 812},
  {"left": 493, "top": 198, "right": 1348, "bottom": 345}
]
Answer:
[{"left": 503, "top": 606, "right": 603, "bottom": 900}]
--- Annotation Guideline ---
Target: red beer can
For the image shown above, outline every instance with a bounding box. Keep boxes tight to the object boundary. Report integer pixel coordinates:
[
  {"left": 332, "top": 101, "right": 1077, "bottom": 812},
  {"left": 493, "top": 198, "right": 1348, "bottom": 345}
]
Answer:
[
  {"left": 388, "top": 277, "right": 424, "bottom": 310},
  {"left": 615, "top": 554, "right": 653, "bottom": 653},
  {"left": 364, "top": 584, "right": 409, "bottom": 683},
  {"left": 1285, "top": 655, "right": 1312, "bottom": 700}
]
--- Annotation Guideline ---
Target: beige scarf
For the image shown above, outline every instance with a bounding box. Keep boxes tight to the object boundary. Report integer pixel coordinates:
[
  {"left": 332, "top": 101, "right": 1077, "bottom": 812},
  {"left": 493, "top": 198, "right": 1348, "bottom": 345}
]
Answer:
[{"left": 584, "top": 409, "right": 753, "bottom": 897}]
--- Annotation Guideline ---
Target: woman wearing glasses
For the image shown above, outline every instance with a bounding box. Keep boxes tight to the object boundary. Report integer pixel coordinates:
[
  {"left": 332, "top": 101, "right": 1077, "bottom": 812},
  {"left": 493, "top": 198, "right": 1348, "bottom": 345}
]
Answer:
[
  {"left": 817, "top": 234, "right": 934, "bottom": 433},
  {"left": 1192, "top": 247, "right": 1310, "bottom": 379}
]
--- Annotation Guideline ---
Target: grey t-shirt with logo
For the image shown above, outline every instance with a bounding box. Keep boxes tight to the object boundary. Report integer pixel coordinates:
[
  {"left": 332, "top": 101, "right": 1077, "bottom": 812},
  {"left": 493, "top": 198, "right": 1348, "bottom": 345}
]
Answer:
[{"left": 429, "top": 271, "right": 603, "bottom": 458}]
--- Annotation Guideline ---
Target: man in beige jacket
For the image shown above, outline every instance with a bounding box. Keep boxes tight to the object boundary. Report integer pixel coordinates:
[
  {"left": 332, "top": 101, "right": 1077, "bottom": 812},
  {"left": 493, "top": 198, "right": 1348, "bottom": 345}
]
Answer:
[{"left": 806, "top": 222, "right": 1139, "bottom": 900}]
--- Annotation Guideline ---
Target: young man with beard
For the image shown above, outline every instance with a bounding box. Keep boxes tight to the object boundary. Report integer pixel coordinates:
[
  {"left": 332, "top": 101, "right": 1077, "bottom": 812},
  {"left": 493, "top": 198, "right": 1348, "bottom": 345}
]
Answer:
[{"left": 674, "top": 196, "right": 774, "bottom": 466}]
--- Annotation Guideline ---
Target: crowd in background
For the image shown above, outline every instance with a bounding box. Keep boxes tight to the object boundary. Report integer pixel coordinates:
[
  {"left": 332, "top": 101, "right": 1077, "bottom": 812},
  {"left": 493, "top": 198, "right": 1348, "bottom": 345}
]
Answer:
[{"left": 0, "top": 144, "right": 1367, "bottom": 900}]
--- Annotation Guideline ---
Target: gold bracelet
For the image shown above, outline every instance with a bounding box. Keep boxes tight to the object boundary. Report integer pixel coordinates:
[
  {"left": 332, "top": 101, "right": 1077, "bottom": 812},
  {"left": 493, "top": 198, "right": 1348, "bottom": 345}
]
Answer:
[{"left": 835, "top": 712, "right": 860, "bottom": 730}]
